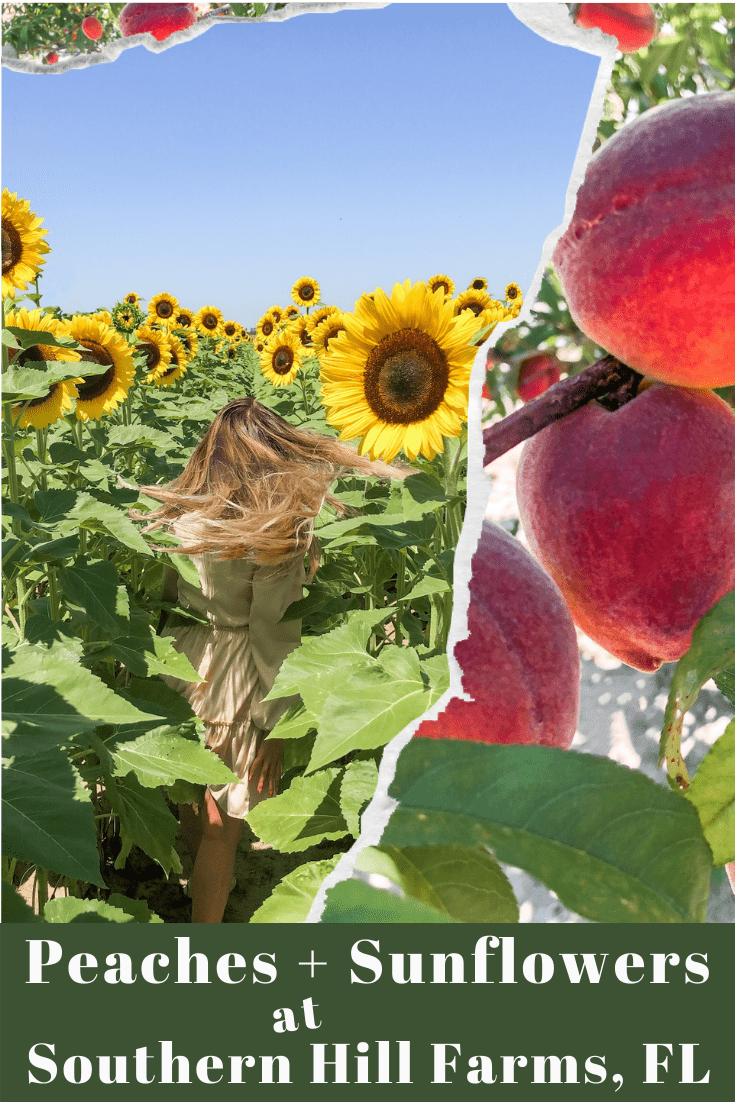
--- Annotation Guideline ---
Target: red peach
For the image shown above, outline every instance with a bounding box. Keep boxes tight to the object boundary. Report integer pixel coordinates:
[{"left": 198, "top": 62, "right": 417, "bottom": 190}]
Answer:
[
  {"left": 574, "top": 3, "right": 657, "bottom": 53},
  {"left": 517, "top": 383, "right": 735, "bottom": 672},
  {"left": 81, "top": 15, "right": 103, "bottom": 40},
  {"left": 119, "top": 3, "right": 196, "bottom": 42},
  {"left": 416, "top": 521, "right": 579, "bottom": 747},
  {"left": 553, "top": 92, "right": 735, "bottom": 389},
  {"left": 516, "top": 353, "right": 562, "bottom": 403},
  {"left": 45, "top": 51, "right": 59, "bottom": 63}
]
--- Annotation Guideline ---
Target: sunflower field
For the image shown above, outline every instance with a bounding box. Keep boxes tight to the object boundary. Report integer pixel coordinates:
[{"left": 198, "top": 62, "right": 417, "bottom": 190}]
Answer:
[{"left": 1, "top": 188, "right": 521, "bottom": 923}]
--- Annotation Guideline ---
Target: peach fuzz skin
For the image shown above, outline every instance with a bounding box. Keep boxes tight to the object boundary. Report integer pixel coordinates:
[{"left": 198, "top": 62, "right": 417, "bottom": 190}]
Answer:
[
  {"left": 415, "top": 521, "right": 579, "bottom": 748},
  {"left": 517, "top": 384, "right": 735, "bottom": 672},
  {"left": 552, "top": 92, "right": 735, "bottom": 389},
  {"left": 574, "top": 4, "right": 657, "bottom": 53}
]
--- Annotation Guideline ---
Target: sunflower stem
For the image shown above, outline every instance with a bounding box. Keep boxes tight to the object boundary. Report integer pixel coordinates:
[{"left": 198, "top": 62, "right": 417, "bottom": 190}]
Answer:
[
  {"left": 35, "top": 427, "right": 48, "bottom": 490},
  {"left": 299, "top": 373, "right": 311, "bottom": 418},
  {"left": 3, "top": 400, "right": 28, "bottom": 637},
  {"left": 393, "top": 549, "right": 406, "bottom": 647},
  {"left": 35, "top": 867, "right": 48, "bottom": 918}
]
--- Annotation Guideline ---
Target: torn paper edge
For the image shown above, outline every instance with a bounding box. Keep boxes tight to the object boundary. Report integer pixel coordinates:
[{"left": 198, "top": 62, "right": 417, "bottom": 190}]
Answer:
[
  {"left": 305, "top": 1, "right": 618, "bottom": 922},
  {"left": 1, "top": 3, "right": 390, "bottom": 74}
]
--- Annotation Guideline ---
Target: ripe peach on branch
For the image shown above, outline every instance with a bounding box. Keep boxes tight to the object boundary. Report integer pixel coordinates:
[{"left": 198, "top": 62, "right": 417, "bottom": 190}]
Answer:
[
  {"left": 572, "top": 3, "right": 658, "bottom": 53},
  {"left": 416, "top": 521, "right": 580, "bottom": 747},
  {"left": 119, "top": 3, "right": 197, "bottom": 42},
  {"left": 553, "top": 91, "right": 735, "bottom": 389}
]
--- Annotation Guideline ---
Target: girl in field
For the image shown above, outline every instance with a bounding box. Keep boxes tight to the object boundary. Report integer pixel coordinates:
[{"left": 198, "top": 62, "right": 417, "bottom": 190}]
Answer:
[{"left": 134, "top": 397, "right": 402, "bottom": 923}]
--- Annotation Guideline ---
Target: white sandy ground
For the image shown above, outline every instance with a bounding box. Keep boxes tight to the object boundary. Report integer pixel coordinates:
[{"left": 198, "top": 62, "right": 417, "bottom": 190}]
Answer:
[{"left": 484, "top": 436, "right": 734, "bottom": 923}]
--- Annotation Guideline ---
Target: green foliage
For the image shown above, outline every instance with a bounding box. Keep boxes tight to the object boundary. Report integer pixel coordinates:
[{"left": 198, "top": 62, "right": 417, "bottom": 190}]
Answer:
[
  {"left": 249, "top": 856, "right": 341, "bottom": 923},
  {"left": 686, "top": 720, "right": 735, "bottom": 866},
  {"left": 384, "top": 740, "right": 712, "bottom": 924},
  {"left": 321, "top": 878, "right": 457, "bottom": 923}
]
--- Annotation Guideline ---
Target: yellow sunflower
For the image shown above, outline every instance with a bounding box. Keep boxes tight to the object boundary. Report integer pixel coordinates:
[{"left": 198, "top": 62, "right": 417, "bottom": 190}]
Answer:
[
  {"left": 283, "top": 305, "right": 300, "bottom": 321},
  {"left": 239, "top": 326, "right": 250, "bottom": 342},
  {"left": 2, "top": 190, "right": 49, "bottom": 299},
  {"left": 254, "top": 339, "right": 266, "bottom": 354},
  {"left": 92, "top": 310, "right": 113, "bottom": 326},
  {"left": 124, "top": 292, "right": 140, "bottom": 306},
  {"left": 311, "top": 311, "right": 346, "bottom": 357},
  {"left": 320, "top": 279, "right": 479, "bottom": 463},
  {"left": 308, "top": 304, "right": 339, "bottom": 331},
  {"left": 135, "top": 324, "right": 172, "bottom": 377},
  {"left": 454, "top": 291, "right": 515, "bottom": 345},
  {"left": 505, "top": 282, "right": 523, "bottom": 304},
  {"left": 256, "top": 310, "right": 278, "bottom": 342},
  {"left": 194, "top": 305, "right": 224, "bottom": 338},
  {"left": 469, "top": 277, "right": 488, "bottom": 292},
  {"left": 221, "top": 319, "right": 240, "bottom": 340},
  {"left": 175, "top": 326, "right": 199, "bottom": 359},
  {"left": 61, "top": 315, "right": 136, "bottom": 421},
  {"left": 428, "top": 274, "right": 455, "bottom": 298},
  {"left": 291, "top": 277, "right": 320, "bottom": 308},
  {"left": 291, "top": 315, "right": 313, "bottom": 349},
  {"left": 267, "top": 305, "right": 284, "bottom": 325},
  {"left": 147, "top": 292, "right": 179, "bottom": 326},
  {"left": 174, "top": 307, "right": 194, "bottom": 328},
  {"left": 148, "top": 335, "right": 188, "bottom": 387},
  {"left": 7, "top": 308, "right": 82, "bottom": 430},
  {"left": 216, "top": 341, "right": 241, "bottom": 362},
  {"left": 259, "top": 329, "right": 303, "bottom": 387},
  {"left": 453, "top": 289, "right": 494, "bottom": 318}
]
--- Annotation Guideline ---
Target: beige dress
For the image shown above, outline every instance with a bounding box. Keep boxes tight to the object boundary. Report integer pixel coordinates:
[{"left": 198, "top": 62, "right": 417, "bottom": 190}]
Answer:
[{"left": 162, "top": 524, "right": 306, "bottom": 819}]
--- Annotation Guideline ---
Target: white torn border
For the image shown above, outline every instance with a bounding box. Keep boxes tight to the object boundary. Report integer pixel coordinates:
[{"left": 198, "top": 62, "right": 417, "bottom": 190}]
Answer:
[
  {"left": 305, "top": 2, "right": 618, "bottom": 923},
  {"left": 1, "top": 3, "right": 390, "bottom": 74}
]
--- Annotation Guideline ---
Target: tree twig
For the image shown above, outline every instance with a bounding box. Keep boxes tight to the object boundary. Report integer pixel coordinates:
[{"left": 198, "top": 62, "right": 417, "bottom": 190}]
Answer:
[{"left": 483, "top": 355, "right": 642, "bottom": 467}]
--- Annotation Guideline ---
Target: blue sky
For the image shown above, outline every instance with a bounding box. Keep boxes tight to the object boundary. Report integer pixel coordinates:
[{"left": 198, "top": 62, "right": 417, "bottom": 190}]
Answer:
[{"left": 2, "top": 4, "right": 600, "bottom": 325}]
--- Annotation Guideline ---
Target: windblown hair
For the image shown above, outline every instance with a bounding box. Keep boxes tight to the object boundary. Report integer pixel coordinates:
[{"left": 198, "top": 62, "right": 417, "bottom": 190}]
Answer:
[{"left": 131, "top": 397, "right": 408, "bottom": 577}]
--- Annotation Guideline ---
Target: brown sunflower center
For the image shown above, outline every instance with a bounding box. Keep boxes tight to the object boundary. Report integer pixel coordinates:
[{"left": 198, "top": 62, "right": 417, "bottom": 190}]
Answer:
[
  {"left": 433, "top": 281, "right": 448, "bottom": 295},
  {"left": 299, "top": 328, "right": 312, "bottom": 347},
  {"left": 76, "top": 340, "right": 116, "bottom": 400},
  {"left": 299, "top": 285, "right": 315, "bottom": 302},
  {"left": 137, "top": 341, "right": 161, "bottom": 371},
  {"left": 177, "top": 314, "right": 191, "bottom": 327},
  {"left": 13, "top": 343, "right": 58, "bottom": 367},
  {"left": 506, "top": 285, "right": 519, "bottom": 300},
  {"left": 125, "top": 294, "right": 137, "bottom": 305},
  {"left": 2, "top": 218, "right": 23, "bottom": 274},
  {"left": 224, "top": 324, "right": 237, "bottom": 336},
  {"left": 26, "top": 382, "right": 61, "bottom": 409},
  {"left": 472, "top": 279, "right": 485, "bottom": 290},
  {"left": 262, "top": 320, "right": 274, "bottom": 337},
  {"left": 323, "top": 325, "right": 344, "bottom": 352},
  {"left": 156, "top": 301, "right": 174, "bottom": 319},
  {"left": 273, "top": 347, "right": 294, "bottom": 375},
  {"left": 364, "top": 328, "right": 449, "bottom": 425},
  {"left": 202, "top": 313, "right": 218, "bottom": 331},
  {"left": 461, "top": 301, "right": 483, "bottom": 317}
]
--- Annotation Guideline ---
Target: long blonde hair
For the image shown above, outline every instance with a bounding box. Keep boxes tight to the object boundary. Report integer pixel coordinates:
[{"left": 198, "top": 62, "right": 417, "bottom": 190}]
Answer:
[{"left": 132, "top": 397, "right": 408, "bottom": 576}]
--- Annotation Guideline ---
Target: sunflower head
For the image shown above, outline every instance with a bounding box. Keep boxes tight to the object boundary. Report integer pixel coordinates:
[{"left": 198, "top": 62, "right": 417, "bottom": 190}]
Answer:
[
  {"left": 291, "top": 276, "right": 320, "bottom": 308},
  {"left": 112, "top": 300, "right": 144, "bottom": 333},
  {"left": 308, "top": 304, "right": 339, "bottom": 331},
  {"left": 124, "top": 292, "right": 140, "bottom": 306},
  {"left": 135, "top": 324, "right": 172, "bottom": 377},
  {"left": 256, "top": 310, "right": 278, "bottom": 342},
  {"left": 62, "top": 315, "right": 136, "bottom": 421},
  {"left": 453, "top": 289, "right": 494, "bottom": 319},
  {"left": 259, "top": 329, "right": 303, "bottom": 388},
  {"left": 222, "top": 319, "right": 240, "bottom": 340},
  {"left": 283, "top": 305, "right": 300, "bottom": 321},
  {"left": 175, "top": 308, "right": 194, "bottom": 328},
  {"left": 7, "top": 308, "right": 82, "bottom": 430},
  {"left": 2, "top": 190, "right": 49, "bottom": 299},
  {"left": 320, "top": 279, "right": 479, "bottom": 463},
  {"left": 428, "top": 274, "right": 455, "bottom": 299},
  {"left": 311, "top": 312, "right": 346, "bottom": 357},
  {"left": 292, "top": 315, "right": 313, "bottom": 348},
  {"left": 148, "top": 335, "right": 188, "bottom": 387},
  {"left": 194, "top": 305, "right": 225, "bottom": 338},
  {"left": 505, "top": 282, "right": 522, "bottom": 304},
  {"left": 148, "top": 292, "right": 179, "bottom": 325},
  {"left": 469, "top": 277, "right": 488, "bottom": 292}
]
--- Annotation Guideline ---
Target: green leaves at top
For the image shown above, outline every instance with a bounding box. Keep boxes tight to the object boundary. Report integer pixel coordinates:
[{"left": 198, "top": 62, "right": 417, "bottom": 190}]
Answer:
[
  {"left": 321, "top": 878, "right": 456, "bottom": 923},
  {"left": 686, "top": 720, "right": 735, "bottom": 866},
  {"left": 659, "top": 590, "right": 735, "bottom": 787},
  {"left": 383, "top": 740, "right": 712, "bottom": 924}
]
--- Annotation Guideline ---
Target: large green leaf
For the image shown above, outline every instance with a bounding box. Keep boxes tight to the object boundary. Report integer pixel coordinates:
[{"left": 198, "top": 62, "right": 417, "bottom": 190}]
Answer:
[
  {"left": 686, "top": 720, "right": 735, "bottom": 866},
  {"left": 400, "top": 472, "right": 450, "bottom": 520},
  {"left": 340, "top": 757, "right": 380, "bottom": 836},
  {"left": 660, "top": 591, "right": 735, "bottom": 786},
  {"left": 715, "top": 666, "right": 735, "bottom": 710},
  {"left": 306, "top": 646, "right": 444, "bottom": 773},
  {"left": 383, "top": 741, "right": 712, "bottom": 924},
  {"left": 44, "top": 894, "right": 163, "bottom": 924},
  {"left": 249, "top": 857, "right": 341, "bottom": 923},
  {"left": 356, "top": 844, "right": 519, "bottom": 923},
  {"left": 2, "top": 746, "right": 103, "bottom": 886},
  {"left": 105, "top": 634, "right": 203, "bottom": 681},
  {"left": 58, "top": 561, "right": 126, "bottom": 634},
  {"left": 246, "top": 767, "right": 348, "bottom": 853},
  {"left": 1, "top": 879, "right": 41, "bottom": 923},
  {"left": 270, "top": 701, "right": 318, "bottom": 740},
  {"left": 264, "top": 608, "right": 390, "bottom": 701},
  {"left": 105, "top": 773, "right": 182, "bottom": 876},
  {"left": 58, "top": 492, "right": 153, "bottom": 557},
  {"left": 2, "top": 643, "right": 158, "bottom": 745},
  {"left": 110, "top": 729, "right": 240, "bottom": 789},
  {"left": 321, "top": 878, "right": 456, "bottom": 923}
]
